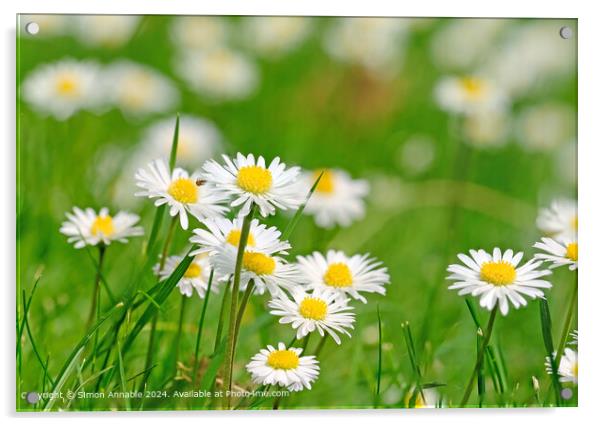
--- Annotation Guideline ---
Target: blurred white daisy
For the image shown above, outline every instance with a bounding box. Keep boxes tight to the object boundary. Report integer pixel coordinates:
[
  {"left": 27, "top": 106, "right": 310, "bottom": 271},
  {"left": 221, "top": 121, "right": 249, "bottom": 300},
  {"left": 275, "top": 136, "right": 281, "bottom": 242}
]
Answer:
[
  {"left": 296, "top": 250, "right": 390, "bottom": 303},
  {"left": 190, "top": 216, "right": 290, "bottom": 257},
  {"left": 268, "top": 287, "right": 355, "bottom": 344},
  {"left": 534, "top": 237, "right": 578, "bottom": 270},
  {"left": 446, "top": 248, "right": 552, "bottom": 316},
  {"left": 546, "top": 347, "right": 578, "bottom": 385},
  {"left": 569, "top": 330, "right": 578, "bottom": 346},
  {"left": 301, "top": 169, "right": 369, "bottom": 229},
  {"left": 72, "top": 15, "right": 141, "bottom": 48},
  {"left": 60, "top": 207, "right": 143, "bottom": 249},
  {"left": 201, "top": 153, "right": 304, "bottom": 217},
  {"left": 323, "top": 17, "right": 408, "bottom": 78},
  {"left": 135, "top": 159, "right": 227, "bottom": 230},
  {"left": 212, "top": 246, "right": 300, "bottom": 296},
  {"left": 434, "top": 75, "right": 507, "bottom": 115},
  {"left": 175, "top": 47, "right": 258, "bottom": 101},
  {"left": 536, "top": 198, "right": 577, "bottom": 240},
  {"left": 404, "top": 387, "right": 441, "bottom": 408},
  {"left": 104, "top": 61, "right": 179, "bottom": 117},
  {"left": 170, "top": 16, "right": 229, "bottom": 50},
  {"left": 154, "top": 254, "right": 215, "bottom": 298},
  {"left": 246, "top": 342, "right": 320, "bottom": 392},
  {"left": 22, "top": 59, "right": 105, "bottom": 120},
  {"left": 242, "top": 17, "right": 312, "bottom": 58},
  {"left": 516, "top": 103, "right": 575, "bottom": 152}
]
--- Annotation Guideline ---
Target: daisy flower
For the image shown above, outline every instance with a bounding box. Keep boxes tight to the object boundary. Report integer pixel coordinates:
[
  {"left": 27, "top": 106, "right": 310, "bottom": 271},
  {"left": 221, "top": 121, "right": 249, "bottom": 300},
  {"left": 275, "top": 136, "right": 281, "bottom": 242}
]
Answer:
[
  {"left": 175, "top": 47, "right": 258, "bottom": 101},
  {"left": 22, "top": 59, "right": 105, "bottom": 120},
  {"left": 169, "top": 16, "right": 229, "bottom": 50},
  {"left": 268, "top": 288, "right": 355, "bottom": 344},
  {"left": 154, "top": 254, "right": 215, "bottom": 298},
  {"left": 536, "top": 198, "right": 577, "bottom": 240},
  {"left": 201, "top": 153, "right": 304, "bottom": 217},
  {"left": 446, "top": 248, "right": 552, "bottom": 316},
  {"left": 434, "top": 75, "right": 507, "bottom": 115},
  {"left": 569, "top": 330, "right": 578, "bottom": 346},
  {"left": 534, "top": 237, "right": 578, "bottom": 270},
  {"left": 246, "top": 342, "right": 320, "bottom": 392},
  {"left": 135, "top": 159, "right": 227, "bottom": 230},
  {"left": 546, "top": 347, "right": 578, "bottom": 385},
  {"left": 60, "top": 207, "right": 143, "bottom": 248},
  {"left": 104, "top": 61, "right": 179, "bottom": 117},
  {"left": 301, "top": 168, "right": 369, "bottom": 228},
  {"left": 190, "top": 216, "right": 290, "bottom": 257},
  {"left": 242, "top": 17, "right": 312, "bottom": 58},
  {"left": 296, "top": 250, "right": 390, "bottom": 303},
  {"left": 212, "top": 246, "right": 300, "bottom": 296},
  {"left": 72, "top": 15, "right": 141, "bottom": 48}
]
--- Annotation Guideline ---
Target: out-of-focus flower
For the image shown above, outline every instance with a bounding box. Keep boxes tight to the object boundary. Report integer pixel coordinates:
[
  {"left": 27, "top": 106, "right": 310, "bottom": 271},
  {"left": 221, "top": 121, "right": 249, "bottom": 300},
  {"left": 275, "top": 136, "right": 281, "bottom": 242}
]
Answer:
[
  {"left": 72, "top": 15, "right": 141, "bottom": 48},
  {"left": 242, "top": 17, "right": 312, "bottom": 58},
  {"left": 22, "top": 59, "right": 105, "bottom": 120},
  {"left": 323, "top": 18, "right": 408, "bottom": 78},
  {"left": 301, "top": 169, "right": 369, "bottom": 229},
  {"left": 154, "top": 254, "right": 216, "bottom": 299},
  {"left": 534, "top": 237, "right": 578, "bottom": 270},
  {"left": 397, "top": 135, "right": 436, "bottom": 175},
  {"left": 434, "top": 75, "right": 507, "bottom": 115},
  {"left": 201, "top": 153, "right": 304, "bottom": 217},
  {"left": 404, "top": 387, "right": 441, "bottom": 408},
  {"left": 516, "top": 103, "right": 575, "bottom": 152},
  {"left": 60, "top": 207, "right": 143, "bottom": 248},
  {"left": 483, "top": 21, "right": 576, "bottom": 98},
  {"left": 536, "top": 198, "right": 577, "bottom": 240},
  {"left": 175, "top": 47, "right": 258, "bottom": 101},
  {"left": 546, "top": 347, "right": 578, "bottom": 385},
  {"left": 463, "top": 110, "right": 510, "bottom": 148},
  {"left": 135, "top": 159, "right": 228, "bottom": 230},
  {"left": 105, "top": 61, "right": 179, "bottom": 117},
  {"left": 447, "top": 248, "right": 552, "bottom": 316},
  {"left": 268, "top": 287, "right": 355, "bottom": 344},
  {"left": 21, "top": 14, "right": 68, "bottom": 37},
  {"left": 246, "top": 342, "right": 320, "bottom": 392},
  {"left": 170, "top": 16, "right": 229, "bottom": 50},
  {"left": 430, "top": 19, "right": 507, "bottom": 71},
  {"left": 296, "top": 250, "right": 390, "bottom": 303}
]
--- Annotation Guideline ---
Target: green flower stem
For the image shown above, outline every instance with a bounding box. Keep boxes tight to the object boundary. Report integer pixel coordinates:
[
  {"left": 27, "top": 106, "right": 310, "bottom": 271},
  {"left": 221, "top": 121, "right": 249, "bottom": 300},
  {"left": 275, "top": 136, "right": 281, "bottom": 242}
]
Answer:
[
  {"left": 172, "top": 295, "right": 188, "bottom": 378},
  {"left": 192, "top": 269, "right": 214, "bottom": 388},
  {"left": 556, "top": 279, "right": 578, "bottom": 362},
  {"left": 223, "top": 204, "right": 256, "bottom": 409},
  {"left": 233, "top": 279, "right": 255, "bottom": 346},
  {"left": 87, "top": 245, "right": 106, "bottom": 328},
  {"left": 213, "top": 276, "right": 231, "bottom": 355},
  {"left": 314, "top": 334, "right": 328, "bottom": 357},
  {"left": 460, "top": 306, "right": 499, "bottom": 407}
]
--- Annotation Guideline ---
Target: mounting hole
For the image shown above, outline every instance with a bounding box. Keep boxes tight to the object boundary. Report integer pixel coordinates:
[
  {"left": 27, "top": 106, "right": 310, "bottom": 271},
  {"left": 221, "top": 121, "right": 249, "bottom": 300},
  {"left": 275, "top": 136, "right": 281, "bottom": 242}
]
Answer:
[
  {"left": 559, "top": 26, "right": 573, "bottom": 39},
  {"left": 25, "top": 22, "right": 40, "bottom": 35}
]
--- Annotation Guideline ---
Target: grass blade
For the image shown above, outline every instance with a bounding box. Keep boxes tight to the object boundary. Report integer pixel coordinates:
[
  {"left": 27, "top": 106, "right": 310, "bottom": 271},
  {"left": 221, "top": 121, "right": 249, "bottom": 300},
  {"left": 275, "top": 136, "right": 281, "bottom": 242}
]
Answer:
[
  {"left": 193, "top": 269, "right": 214, "bottom": 387},
  {"left": 281, "top": 171, "right": 323, "bottom": 240},
  {"left": 538, "top": 298, "right": 562, "bottom": 406},
  {"left": 374, "top": 304, "right": 383, "bottom": 407}
]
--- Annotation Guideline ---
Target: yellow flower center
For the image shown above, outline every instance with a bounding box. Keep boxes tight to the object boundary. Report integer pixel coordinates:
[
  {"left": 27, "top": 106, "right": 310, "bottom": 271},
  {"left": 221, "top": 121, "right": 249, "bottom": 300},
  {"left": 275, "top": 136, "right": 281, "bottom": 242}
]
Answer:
[
  {"left": 461, "top": 77, "right": 486, "bottom": 99},
  {"left": 167, "top": 178, "right": 198, "bottom": 204},
  {"left": 480, "top": 261, "right": 516, "bottom": 286},
  {"left": 573, "top": 362, "right": 578, "bottom": 378},
  {"left": 242, "top": 251, "right": 276, "bottom": 275},
  {"left": 91, "top": 215, "right": 115, "bottom": 237},
  {"left": 314, "top": 169, "right": 335, "bottom": 194},
  {"left": 323, "top": 262, "right": 353, "bottom": 288},
  {"left": 299, "top": 297, "right": 328, "bottom": 320},
  {"left": 565, "top": 243, "right": 578, "bottom": 262},
  {"left": 225, "top": 229, "right": 256, "bottom": 248},
  {"left": 184, "top": 262, "right": 202, "bottom": 278},
  {"left": 572, "top": 216, "right": 578, "bottom": 231},
  {"left": 56, "top": 75, "right": 79, "bottom": 97},
  {"left": 266, "top": 349, "right": 300, "bottom": 370},
  {"left": 237, "top": 166, "right": 273, "bottom": 194}
]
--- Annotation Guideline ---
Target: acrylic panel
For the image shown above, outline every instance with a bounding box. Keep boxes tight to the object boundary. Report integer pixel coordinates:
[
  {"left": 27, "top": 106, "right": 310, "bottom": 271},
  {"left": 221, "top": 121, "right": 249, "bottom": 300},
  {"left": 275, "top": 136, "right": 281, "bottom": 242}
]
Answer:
[{"left": 16, "top": 15, "right": 577, "bottom": 411}]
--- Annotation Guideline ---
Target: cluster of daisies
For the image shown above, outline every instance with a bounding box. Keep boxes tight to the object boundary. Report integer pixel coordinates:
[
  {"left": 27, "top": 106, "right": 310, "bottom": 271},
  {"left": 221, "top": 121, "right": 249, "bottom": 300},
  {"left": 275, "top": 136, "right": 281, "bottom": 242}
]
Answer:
[
  {"left": 60, "top": 152, "right": 388, "bottom": 393},
  {"left": 446, "top": 197, "right": 577, "bottom": 386}
]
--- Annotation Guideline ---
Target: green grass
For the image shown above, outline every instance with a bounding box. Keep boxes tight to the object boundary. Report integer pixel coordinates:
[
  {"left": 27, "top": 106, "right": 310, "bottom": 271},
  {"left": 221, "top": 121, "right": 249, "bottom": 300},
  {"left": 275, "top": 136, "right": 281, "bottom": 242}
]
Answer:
[{"left": 16, "top": 16, "right": 577, "bottom": 411}]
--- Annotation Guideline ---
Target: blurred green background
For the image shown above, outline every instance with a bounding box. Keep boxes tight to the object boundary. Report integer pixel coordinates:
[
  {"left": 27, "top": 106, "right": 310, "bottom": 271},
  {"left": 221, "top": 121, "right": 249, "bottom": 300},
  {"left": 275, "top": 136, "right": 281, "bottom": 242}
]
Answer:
[{"left": 17, "top": 15, "right": 577, "bottom": 410}]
